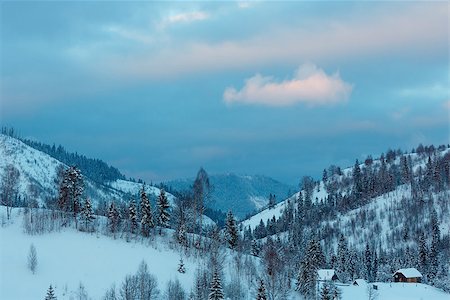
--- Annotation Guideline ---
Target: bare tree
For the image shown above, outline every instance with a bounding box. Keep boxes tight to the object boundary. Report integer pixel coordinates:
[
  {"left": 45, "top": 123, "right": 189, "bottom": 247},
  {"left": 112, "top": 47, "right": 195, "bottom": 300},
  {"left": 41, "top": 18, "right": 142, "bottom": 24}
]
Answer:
[
  {"left": 1, "top": 164, "right": 20, "bottom": 220},
  {"left": 27, "top": 243, "right": 37, "bottom": 274}
]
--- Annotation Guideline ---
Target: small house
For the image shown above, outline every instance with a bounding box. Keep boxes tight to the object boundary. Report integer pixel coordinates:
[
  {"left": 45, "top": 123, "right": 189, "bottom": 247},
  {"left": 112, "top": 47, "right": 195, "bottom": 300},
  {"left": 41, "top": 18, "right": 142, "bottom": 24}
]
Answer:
[
  {"left": 352, "top": 279, "right": 367, "bottom": 286},
  {"left": 393, "top": 268, "right": 422, "bottom": 283},
  {"left": 317, "top": 269, "right": 339, "bottom": 282}
]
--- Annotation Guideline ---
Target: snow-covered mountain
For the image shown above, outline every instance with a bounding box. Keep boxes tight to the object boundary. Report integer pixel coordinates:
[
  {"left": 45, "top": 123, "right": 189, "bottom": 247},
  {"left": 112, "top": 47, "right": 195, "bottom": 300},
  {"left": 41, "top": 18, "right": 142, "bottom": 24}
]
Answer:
[
  {"left": 167, "top": 173, "right": 295, "bottom": 219},
  {"left": 241, "top": 147, "right": 450, "bottom": 233},
  {"left": 0, "top": 134, "right": 172, "bottom": 206}
]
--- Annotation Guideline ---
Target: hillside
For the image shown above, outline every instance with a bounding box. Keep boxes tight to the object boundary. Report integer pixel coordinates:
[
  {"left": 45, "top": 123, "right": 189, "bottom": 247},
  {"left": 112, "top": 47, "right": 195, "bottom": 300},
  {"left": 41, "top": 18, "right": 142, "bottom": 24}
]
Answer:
[
  {"left": 241, "top": 147, "right": 449, "bottom": 232},
  {"left": 0, "top": 134, "right": 172, "bottom": 207},
  {"left": 167, "top": 173, "right": 295, "bottom": 219},
  {"left": 237, "top": 145, "right": 450, "bottom": 296},
  {"left": 1, "top": 206, "right": 449, "bottom": 300},
  {"left": 0, "top": 207, "right": 234, "bottom": 299}
]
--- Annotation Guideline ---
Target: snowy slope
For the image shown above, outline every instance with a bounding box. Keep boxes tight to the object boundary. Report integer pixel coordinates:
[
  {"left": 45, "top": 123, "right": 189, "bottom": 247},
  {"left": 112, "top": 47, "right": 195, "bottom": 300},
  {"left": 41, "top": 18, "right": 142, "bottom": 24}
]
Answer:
[
  {"left": 337, "top": 282, "right": 449, "bottom": 300},
  {"left": 109, "top": 179, "right": 176, "bottom": 204},
  {"left": 0, "top": 134, "right": 174, "bottom": 207},
  {"left": 0, "top": 208, "right": 195, "bottom": 299},
  {"left": 324, "top": 185, "right": 450, "bottom": 250},
  {"left": 0, "top": 134, "right": 63, "bottom": 204},
  {"left": 241, "top": 148, "right": 448, "bottom": 231},
  {"left": 0, "top": 207, "right": 220, "bottom": 299},
  {"left": 2, "top": 206, "right": 448, "bottom": 300},
  {"left": 241, "top": 181, "right": 329, "bottom": 230}
]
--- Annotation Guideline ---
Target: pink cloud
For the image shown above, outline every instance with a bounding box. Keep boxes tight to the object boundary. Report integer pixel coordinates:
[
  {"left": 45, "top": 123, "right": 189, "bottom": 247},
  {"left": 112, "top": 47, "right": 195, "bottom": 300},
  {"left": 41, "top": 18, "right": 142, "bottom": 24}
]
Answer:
[
  {"left": 223, "top": 64, "right": 352, "bottom": 106},
  {"left": 100, "top": 3, "right": 447, "bottom": 80}
]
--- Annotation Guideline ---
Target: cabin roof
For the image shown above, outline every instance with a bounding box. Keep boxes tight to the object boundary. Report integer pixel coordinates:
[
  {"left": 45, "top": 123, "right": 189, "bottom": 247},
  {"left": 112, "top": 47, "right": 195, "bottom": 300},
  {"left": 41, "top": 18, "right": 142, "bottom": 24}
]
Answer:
[
  {"left": 317, "top": 269, "right": 336, "bottom": 281},
  {"left": 353, "top": 279, "right": 367, "bottom": 286},
  {"left": 393, "top": 268, "right": 422, "bottom": 278}
]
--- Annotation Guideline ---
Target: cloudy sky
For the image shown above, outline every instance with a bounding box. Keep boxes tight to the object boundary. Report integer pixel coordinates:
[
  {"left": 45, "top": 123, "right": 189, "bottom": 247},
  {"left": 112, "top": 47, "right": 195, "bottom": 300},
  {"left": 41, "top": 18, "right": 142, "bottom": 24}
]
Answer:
[{"left": 1, "top": 1, "right": 448, "bottom": 184}]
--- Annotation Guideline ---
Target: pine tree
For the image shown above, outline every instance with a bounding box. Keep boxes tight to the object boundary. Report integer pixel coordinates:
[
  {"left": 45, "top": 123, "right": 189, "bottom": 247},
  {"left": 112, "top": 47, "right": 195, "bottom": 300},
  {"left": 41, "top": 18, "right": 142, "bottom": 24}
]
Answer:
[
  {"left": 128, "top": 198, "right": 138, "bottom": 234},
  {"left": 81, "top": 197, "right": 95, "bottom": 230},
  {"left": 296, "top": 237, "right": 323, "bottom": 298},
  {"left": 331, "top": 283, "right": 342, "bottom": 300},
  {"left": 57, "top": 166, "right": 84, "bottom": 226},
  {"left": 400, "top": 155, "right": 411, "bottom": 184},
  {"left": 418, "top": 232, "right": 428, "bottom": 275},
  {"left": 108, "top": 202, "right": 120, "bottom": 235},
  {"left": 251, "top": 239, "right": 260, "bottom": 257},
  {"left": 256, "top": 279, "right": 267, "bottom": 300},
  {"left": 429, "top": 210, "right": 440, "bottom": 284},
  {"left": 364, "top": 243, "right": 372, "bottom": 282},
  {"left": 178, "top": 258, "right": 186, "bottom": 274},
  {"left": 45, "top": 285, "right": 57, "bottom": 300},
  {"left": 319, "top": 282, "right": 332, "bottom": 300},
  {"left": 353, "top": 160, "right": 363, "bottom": 201},
  {"left": 337, "top": 234, "right": 349, "bottom": 282},
  {"left": 372, "top": 251, "right": 378, "bottom": 282},
  {"left": 208, "top": 271, "right": 224, "bottom": 300},
  {"left": 225, "top": 211, "right": 238, "bottom": 249},
  {"left": 268, "top": 194, "right": 276, "bottom": 209},
  {"left": 140, "top": 185, "right": 154, "bottom": 237},
  {"left": 177, "top": 222, "right": 187, "bottom": 247},
  {"left": 157, "top": 189, "right": 170, "bottom": 232}
]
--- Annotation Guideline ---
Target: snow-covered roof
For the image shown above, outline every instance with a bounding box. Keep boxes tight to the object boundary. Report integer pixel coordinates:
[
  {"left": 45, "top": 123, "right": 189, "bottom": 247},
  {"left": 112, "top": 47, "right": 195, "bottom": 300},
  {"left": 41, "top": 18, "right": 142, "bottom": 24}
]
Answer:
[
  {"left": 353, "top": 279, "right": 367, "bottom": 286},
  {"left": 394, "top": 268, "right": 422, "bottom": 278},
  {"left": 317, "top": 269, "right": 337, "bottom": 281}
]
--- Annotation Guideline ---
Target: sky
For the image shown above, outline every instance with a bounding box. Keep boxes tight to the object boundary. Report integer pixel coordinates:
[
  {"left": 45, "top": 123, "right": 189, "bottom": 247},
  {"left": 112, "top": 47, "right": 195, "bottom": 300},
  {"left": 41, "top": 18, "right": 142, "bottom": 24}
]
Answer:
[{"left": 0, "top": 1, "right": 449, "bottom": 185}]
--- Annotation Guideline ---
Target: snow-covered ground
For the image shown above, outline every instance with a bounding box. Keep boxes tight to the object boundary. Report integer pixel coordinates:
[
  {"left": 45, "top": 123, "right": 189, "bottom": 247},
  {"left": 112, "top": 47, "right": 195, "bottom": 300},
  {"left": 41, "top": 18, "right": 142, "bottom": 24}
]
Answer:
[
  {"left": 337, "top": 282, "right": 449, "bottom": 300},
  {"left": 0, "top": 134, "right": 63, "bottom": 205},
  {"left": 1, "top": 206, "right": 449, "bottom": 300},
  {"left": 109, "top": 179, "right": 176, "bottom": 203},
  {"left": 241, "top": 181, "right": 329, "bottom": 231},
  {"left": 0, "top": 208, "right": 198, "bottom": 299}
]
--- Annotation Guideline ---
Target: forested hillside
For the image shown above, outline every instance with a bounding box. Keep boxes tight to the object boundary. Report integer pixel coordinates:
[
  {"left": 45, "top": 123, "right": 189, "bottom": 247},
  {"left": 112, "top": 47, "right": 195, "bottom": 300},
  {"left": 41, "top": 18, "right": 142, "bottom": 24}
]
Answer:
[{"left": 1, "top": 131, "right": 449, "bottom": 299}]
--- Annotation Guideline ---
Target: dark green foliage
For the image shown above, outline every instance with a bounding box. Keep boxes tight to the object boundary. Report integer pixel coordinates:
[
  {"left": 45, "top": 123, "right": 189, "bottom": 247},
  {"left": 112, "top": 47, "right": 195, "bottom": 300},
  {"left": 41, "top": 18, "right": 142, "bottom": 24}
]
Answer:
[
  {"left": 45, "top": 285, "right": 57, "bottom": 300},
  {"left": 208, "top": 271, "right": 224, "bottom": 300}
]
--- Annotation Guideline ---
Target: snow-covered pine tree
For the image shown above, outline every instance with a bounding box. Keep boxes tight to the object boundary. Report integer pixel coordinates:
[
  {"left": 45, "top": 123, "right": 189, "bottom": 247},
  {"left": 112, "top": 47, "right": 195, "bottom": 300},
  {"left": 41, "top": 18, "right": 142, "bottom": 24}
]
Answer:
[
  {"left": 372, "top": 251, "right": 378, "bottom": 282},
  {"left": 178, "top": 258, "right": 186, "bottom": 273},
  {"left": 208, "top": 271, "right": 224, "bottom": 300},
  {"left": 81, "top": 197, "right": 95, "bottom": 231},
  {"left": 418, "top": 231, "right": 428, "bottom": 277},
  {"left": 268, "top": 194, "right": 276, "bottom": 209},
  {"left": 256, "top": 279, "right": 267, "bottom": 300},
  {"left": 364, "top": 243, "right": 372, "bottom": 282},
  {"left": 429, "top": 209, "right": 440, "bottom": 284},
  {"left": 225, "top": 211, "right": 238, "bottom": 249},
  {"left": 140, "top": 185, "right": 154, "bottom": 237},
  {"left": 45, "top": 285, "right": 57, "bottom": 300},
  {"left": 108, "top": 202, "right": 120, "bottom": 235},
  {"left": 251, "top": 239, "right": 260, "bottom": 257},
  {"left": 319, "top": 282, "right": 331, "bottom": 300},
  {"left": 128, "top": 198, "right": 138, "bottom": 235},
  {"left": 157, "top": 189, "right": 170, "bottom": 233},
  {"left": 337, "top": 234, "right": 349, "bottom": 282},
  {"left": 331, "top": 282, "right": 342, "bottom": 300},
  {"left": 296, "top": 237, "right": 323, "bottom": 298},
  {"left": 177, "top": 222, "right": 187, "bottom": 247},
  {"left": 57, "top": 166, "right": 84, "bottom": 227}
]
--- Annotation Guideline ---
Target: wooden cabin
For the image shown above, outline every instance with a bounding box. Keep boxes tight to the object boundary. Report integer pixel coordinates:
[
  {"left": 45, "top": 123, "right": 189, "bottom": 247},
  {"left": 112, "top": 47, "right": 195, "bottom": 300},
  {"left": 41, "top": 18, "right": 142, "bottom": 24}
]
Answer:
[
  {"left": 393, "top": 268, "right": 422, "bottom": 283},
  {"left": 317, "top": 269, "right": 339, "bottom": 282}
]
